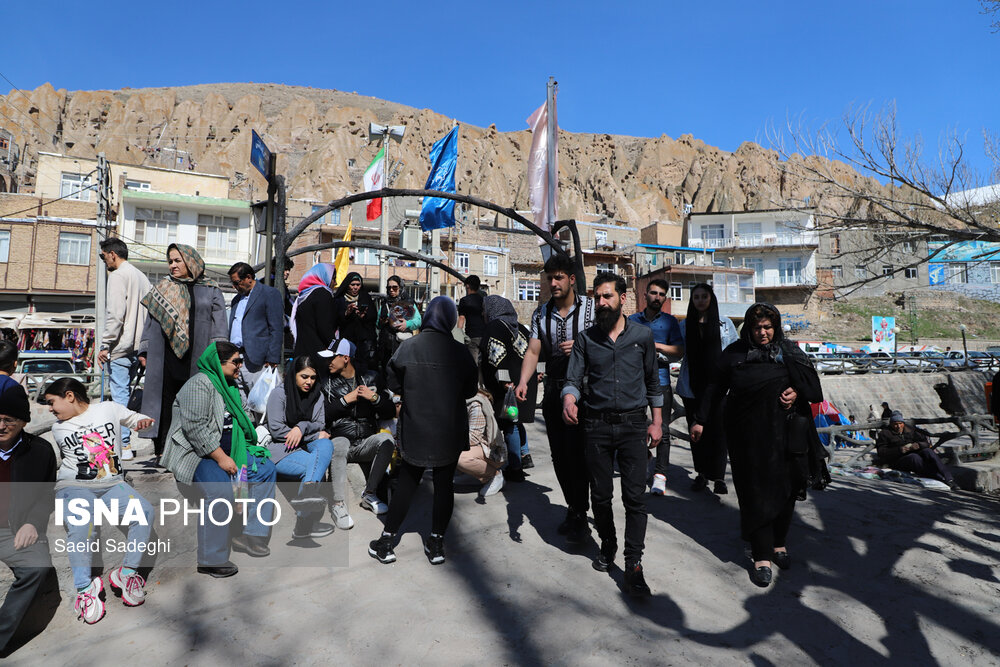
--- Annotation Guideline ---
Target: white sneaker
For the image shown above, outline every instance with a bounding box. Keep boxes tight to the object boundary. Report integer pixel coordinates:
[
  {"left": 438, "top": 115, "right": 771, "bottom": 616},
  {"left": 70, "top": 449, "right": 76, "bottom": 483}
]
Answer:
[
  {"left": 120, "top": 447, "right": 135, "bottom": 461},
  {"left": 479, "top": 473, "right": 505, "bottom": 497},
  {"left": 331, "top": 503, "right": 355, "bottom": 530},
  {"left": 74, "top": 577, "right": 106, "bottom": 624},
  {"left": 360, "top": 493, "right": 388, "bottom": 515},
  {"left": 650, "top": 473, "right": 667, "bottom": 496},
  {"left": 109, "top": 566, "right": 146, "bottom": 606}
]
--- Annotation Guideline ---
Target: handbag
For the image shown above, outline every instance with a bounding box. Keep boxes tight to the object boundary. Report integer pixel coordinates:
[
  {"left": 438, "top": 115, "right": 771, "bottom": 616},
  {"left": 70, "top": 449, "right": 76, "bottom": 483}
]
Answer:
[
  {"left": 785, "top": 410, "right": 811, "bottom": 455},
  {"left": 126, "top": 366, "right": 145, "bottom": 412}
]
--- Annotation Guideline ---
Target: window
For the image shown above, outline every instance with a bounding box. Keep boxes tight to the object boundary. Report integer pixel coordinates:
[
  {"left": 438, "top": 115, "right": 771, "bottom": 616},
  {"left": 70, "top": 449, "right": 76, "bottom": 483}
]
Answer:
[
  {"left": 831, "top": 265, "right": 843, "bottom": 279},
  {"left": 941, "top": 263, "right": 967, "bottom": 284},
  {"left": 902, "top": 241, "right": 915, "bottom": 253},
  {"left": 0, "top": 231, "right": 8, "bottom": 262},
  {"left": 496, "top": 234, "right": 507, "bottom": 248},
  {"left": 778, "top": 257, "right": 803, "bottom": 285},
  {"left": 347, "top": 158, "right": 356, "bottom": 168},
  {"left": 743, "top": 257, "right": 764, "bottom": 284},
  {"left": 699, "top": 224, "right": 726, "bottom": 248},
  {"left": 596, "top": 262, "right": 617, "bottom": 274},
  {"left": 906, "top": 267, "right": 919, "bottom": 279},
  {"left": 670, "top": 282, "right": 683, "bottom": 301},
  {"left": 483, "top": 255, "right": 499, "bottom": 276},
  {"left": 355, "top": 248, "right": 379, "bottom": 265},
  {"left": 882, "top": 265, "right": 893, "bottom": 277},
  {"left": 125, "top": 179, "right": 151, "bottom": 191},
  {"left": 198, "top": 214, "right": 239, "bottom": 259},
  {"left": 992, "top": 263, "right": 1000, "bottom": 284},
  {"left": 518, "top": 279, "right": 540, "bottom": 301},
  {"left": 60, "top": 172, "right": 92, "bottom": 201},
  {"left": 58, "top": 232, "right": 91, "bottom": 265},
  {"left": 830, "top": 233, "right": 841, "bottom": 254},
  {"left": 455, "top": 252, "right": 469, "bottom": 274},
  {"left": 737, "top": 222, "right": 762, "bottom": 246},
  {"left": 134, "top": 208, "right": 179, "bottom": 245},
  {"left": 594, "top": 229, "right": 608, "bottom": 247},
  {"left": 855, "top": 265, "right": 867, "bottom": 279}
]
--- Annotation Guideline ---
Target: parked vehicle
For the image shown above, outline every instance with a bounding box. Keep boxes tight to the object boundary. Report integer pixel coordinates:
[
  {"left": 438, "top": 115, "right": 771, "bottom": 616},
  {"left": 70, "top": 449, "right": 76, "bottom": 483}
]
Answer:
[{"left": 14, "top": 350, "right": 88, "bottom": 393}]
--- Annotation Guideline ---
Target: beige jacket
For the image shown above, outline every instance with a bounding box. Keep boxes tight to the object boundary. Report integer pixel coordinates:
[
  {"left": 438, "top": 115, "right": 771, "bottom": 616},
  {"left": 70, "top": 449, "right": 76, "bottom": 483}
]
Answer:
[{"left": 101, "top": 261, "right": 151, "bottom": 360}]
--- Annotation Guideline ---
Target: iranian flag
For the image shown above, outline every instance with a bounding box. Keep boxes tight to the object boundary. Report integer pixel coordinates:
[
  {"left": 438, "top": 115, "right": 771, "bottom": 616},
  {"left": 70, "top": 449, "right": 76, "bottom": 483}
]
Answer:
[{"left": 363, "top": 144, "right": 386, "bottom": 221}]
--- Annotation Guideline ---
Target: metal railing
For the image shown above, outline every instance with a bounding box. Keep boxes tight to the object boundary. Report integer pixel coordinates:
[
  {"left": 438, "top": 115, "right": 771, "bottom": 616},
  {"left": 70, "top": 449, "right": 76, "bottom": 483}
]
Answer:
[
  {"left": 807, "top": 354, "right": 1000, "bottom": 375},
  {"left": 816, "top": 416, "right": 998, "bottom": 465}
]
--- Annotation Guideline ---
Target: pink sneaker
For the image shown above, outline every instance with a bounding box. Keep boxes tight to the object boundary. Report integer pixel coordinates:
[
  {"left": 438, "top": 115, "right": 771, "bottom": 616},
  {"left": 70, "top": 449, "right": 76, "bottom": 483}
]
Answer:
[
  {"left": 109, "top": 566, "right": 146, "bottom": 607},
  {"left": 74, "top": 577, "right": 106, "bottom": 624}
]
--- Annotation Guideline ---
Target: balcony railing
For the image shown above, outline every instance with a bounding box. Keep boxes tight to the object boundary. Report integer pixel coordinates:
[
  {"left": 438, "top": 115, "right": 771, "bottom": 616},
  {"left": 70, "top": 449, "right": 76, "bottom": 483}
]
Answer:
[
  {"left": 754, "top": 273, "right": 818, "bottom": 288},
  {"left": 131, "top": 243, "right": 250, "bottom": 265},
  {"left": 689, "top": 233, "right": 818, "bottom": 250}
]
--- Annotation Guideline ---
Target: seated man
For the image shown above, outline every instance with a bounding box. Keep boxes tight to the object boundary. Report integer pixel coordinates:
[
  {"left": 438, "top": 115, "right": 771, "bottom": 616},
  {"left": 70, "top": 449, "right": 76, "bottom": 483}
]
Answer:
[
  {"left": 876, "top": 411, "right": 958, "bottom": 490},
  {"left": 320, "top": 339, "right": 397, "bottom": 515},
  {"left": 0, "top": 380, "right": 60, "bottom": 655}
]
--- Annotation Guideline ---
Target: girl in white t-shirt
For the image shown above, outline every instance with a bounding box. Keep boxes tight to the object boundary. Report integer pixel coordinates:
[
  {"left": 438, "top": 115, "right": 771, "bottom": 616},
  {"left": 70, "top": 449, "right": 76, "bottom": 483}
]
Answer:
[{"left": 45, "top": 378, "right": 155, "bottom": 625}]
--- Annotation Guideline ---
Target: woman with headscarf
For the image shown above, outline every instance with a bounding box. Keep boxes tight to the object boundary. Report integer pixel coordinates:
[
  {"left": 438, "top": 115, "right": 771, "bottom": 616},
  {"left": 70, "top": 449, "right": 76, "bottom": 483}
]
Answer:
[
  {"left": 368, "top": 297, "right": 478, "bottom": 566},
  {"left": 162, "top": 341, "right": 277, "bottom": 577},
  {"left": 291, "top": 263, "right": 338, "bottom": 357},
  {"left": 479, "top": 294, "right": 537, "bottom": 481},
  {"left": 677, "top": 284, "right": 739, "bottom": 495},
  {"left": 375, "top": 275, "right": 422, "bottom": 373},
  {"left": 139, "top": 244, "right": 228, "bottom": 459},
  {"left": 690, "top": 303, "right": 827, "bottom": 588},
  {"left": 333, "top": 272, "right": 378, "bottom": 371}
]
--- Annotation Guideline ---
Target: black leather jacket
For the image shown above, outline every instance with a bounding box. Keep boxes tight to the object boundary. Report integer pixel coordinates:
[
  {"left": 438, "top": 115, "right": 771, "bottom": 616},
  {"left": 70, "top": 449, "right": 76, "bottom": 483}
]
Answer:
[{"left": 322, "top": 370, "right": 395, "bottom": 443}]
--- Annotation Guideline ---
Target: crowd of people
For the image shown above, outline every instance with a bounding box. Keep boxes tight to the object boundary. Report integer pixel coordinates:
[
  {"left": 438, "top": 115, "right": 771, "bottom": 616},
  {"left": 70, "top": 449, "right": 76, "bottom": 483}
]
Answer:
[{"left": 3, "top": 236, "right": 962, "bottom": 652}]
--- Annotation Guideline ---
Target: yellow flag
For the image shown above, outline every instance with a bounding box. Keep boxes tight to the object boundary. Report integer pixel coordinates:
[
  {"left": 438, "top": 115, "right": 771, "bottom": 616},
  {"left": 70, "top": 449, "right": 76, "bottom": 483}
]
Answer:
[{"left": 334, "top": 220, "right": 352, "bottom": 286}]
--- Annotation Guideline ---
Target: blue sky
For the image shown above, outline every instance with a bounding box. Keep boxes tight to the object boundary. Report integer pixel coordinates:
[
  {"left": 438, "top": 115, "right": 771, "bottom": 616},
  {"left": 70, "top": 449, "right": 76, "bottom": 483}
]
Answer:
[{"left": 5, "top": 1, "right": 998, "bottom": 179}]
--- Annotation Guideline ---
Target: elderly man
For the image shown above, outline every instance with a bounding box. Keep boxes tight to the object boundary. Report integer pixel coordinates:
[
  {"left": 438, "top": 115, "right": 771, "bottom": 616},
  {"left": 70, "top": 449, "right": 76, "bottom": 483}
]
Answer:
[
  {"left": 876, "top": 411, "right": 958, "bottom": 490},
  {"left": 0, "top": 381, "right": 59, "bottom": 655}
]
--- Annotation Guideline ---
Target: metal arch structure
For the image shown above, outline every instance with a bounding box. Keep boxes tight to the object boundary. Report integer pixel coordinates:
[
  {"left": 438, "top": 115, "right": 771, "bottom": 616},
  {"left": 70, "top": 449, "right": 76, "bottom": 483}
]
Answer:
[{"left": 252, "top": 239, "right": 468, "bottom": 283}]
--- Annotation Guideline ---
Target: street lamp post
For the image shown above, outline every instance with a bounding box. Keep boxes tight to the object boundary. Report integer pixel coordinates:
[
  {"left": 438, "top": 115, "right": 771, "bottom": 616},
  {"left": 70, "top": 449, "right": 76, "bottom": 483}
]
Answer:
[
  {"left": 960, "top": 324, "right": 969, "bottom": 367},
  {"left": 893, "top": 326, "right": 900, "bottom": 369}
]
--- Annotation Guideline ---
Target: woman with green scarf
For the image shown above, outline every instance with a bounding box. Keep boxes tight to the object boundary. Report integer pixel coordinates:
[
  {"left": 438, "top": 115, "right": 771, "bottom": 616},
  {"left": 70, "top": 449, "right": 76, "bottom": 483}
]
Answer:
[
  {"left": 162, "top": 341, "right": 277, "bottom": 578},
  {"left": 139, "top": 244, "right": 228, "bottom": 459}
]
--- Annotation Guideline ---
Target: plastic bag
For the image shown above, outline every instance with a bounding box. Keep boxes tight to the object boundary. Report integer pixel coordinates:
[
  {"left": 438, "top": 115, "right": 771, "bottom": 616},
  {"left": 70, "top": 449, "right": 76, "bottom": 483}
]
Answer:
[
  {"left": 247, "top": 367, "right": 279, "bottom": 414},
  {"left": 502, "top": 386, "right": 519, "bottom": 423}
]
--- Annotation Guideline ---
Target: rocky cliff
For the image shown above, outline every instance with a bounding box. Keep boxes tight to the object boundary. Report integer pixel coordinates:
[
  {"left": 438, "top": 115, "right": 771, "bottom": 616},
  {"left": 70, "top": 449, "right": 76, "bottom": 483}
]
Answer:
[{"left": 0, "top": 82, "right": 882, "bottom": 223}]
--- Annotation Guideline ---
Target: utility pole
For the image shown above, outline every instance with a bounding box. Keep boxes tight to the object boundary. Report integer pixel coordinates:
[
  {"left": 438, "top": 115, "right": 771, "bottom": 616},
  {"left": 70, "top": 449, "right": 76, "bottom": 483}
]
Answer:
[
  {"left": 263, "top": 152, "right": 277, "bottom": 287},
  {"left": 94, "top": 153, "right": 111, "bottom": 392},
  {"left": 379, "top": 135, "right": 390, "bottom": 292}
]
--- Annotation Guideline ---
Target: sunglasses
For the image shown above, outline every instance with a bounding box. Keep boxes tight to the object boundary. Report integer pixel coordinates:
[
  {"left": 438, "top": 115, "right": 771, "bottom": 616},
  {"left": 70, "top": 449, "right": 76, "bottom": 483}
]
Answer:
[
  {"left": 387, "top": 285, "right": 400, "bottom": 291},
  {"left": 226, "top": 357, "right": 244, "bottom": 366}
]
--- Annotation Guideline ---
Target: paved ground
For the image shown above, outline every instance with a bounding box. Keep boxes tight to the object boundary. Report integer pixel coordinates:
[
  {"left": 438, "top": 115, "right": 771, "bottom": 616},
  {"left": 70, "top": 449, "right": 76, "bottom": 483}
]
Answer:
[{"left": 5, "top": 418, "right": 1000, "bottom": 666}]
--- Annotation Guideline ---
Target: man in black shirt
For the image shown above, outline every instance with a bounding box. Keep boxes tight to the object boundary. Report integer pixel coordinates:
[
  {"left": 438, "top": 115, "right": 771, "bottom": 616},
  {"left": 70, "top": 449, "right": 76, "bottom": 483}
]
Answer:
[
  {"left": 457, "top": 275, "right": 486, "bottom": 366},
  {"left": 563, "top": 272, "right": 662, "bottom": 597}
]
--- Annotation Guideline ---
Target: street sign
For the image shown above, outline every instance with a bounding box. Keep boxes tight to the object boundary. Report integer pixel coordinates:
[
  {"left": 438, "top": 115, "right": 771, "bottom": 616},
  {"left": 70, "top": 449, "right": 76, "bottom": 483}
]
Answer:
[{"left": 250, "top": 130, "right": 272, "bottom": 179}]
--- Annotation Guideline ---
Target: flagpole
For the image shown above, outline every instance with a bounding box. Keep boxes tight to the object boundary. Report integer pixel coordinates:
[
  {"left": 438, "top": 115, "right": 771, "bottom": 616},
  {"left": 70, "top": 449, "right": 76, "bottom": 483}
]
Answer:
[
  {"left": 379, "top": 136, "right": 389, "bottom": 291},
  {"left": 545, "top": 77, "right": 557, "bottom": 228}
]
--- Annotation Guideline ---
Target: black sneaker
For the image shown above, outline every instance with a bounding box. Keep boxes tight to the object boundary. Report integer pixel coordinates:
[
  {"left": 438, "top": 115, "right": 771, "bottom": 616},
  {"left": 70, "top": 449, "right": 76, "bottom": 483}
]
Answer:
[
  {"left": 592, "top": 541, "right": 617, "bottom": 572},
  {"left": 424, "top": 535, "right": 446, "bottom": 565},
  {"left": 368, "top": 535, "right": 396, "bottom": 564},
  {"left": 713, "top": 480, "right": 729, "bottom": 495},
  {"left": 624, "top": 562, "right": 652, "bottom": 597},
  {"left": 691, "top": 475, "right": 708, "bottom": 492},
  {"left": 521, "top": 454, "right": 535, "bottom": 469},
  {"left": 292, "top": 516, "right": 335, "bottom": 540},
  {"left": 197, "top": 561, "right": 239, "bottom": 578},
  {"left": 566, "top": 515, "right": 591, "bottom": 546},
  {"left": 231, "top": 534, "right": 270, "bottom": 558},
  {"left": 504, "top": 468, "right": 526, "bottom": 483},
  {"left": 290, "top": 482, "right": 327, "bottom": 511}
]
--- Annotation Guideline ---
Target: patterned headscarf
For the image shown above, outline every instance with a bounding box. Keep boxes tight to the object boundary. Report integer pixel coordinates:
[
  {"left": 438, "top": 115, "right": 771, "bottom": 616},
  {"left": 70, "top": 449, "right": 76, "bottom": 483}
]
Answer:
[
  {"left": 140, "top": 244, "right": 218, "bottom": 358},
  {"left": 483, "top": 295, "right": 519, "bottom": 333},
  {"left": 290, "top": 263, "right": 335, "bottom": 342}
]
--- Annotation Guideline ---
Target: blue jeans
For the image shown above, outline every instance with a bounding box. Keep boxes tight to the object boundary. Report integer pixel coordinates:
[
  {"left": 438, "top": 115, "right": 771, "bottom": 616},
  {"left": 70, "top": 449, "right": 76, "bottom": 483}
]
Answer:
[
  {"left": 108, "top": 354, "right": 140, "bottom": 447},
  {"left": 503, "top": 422, "right": 527, "bottom": 469},
  {"left": 274, "top": 439, "right": 334, "bottom": 517},
  {"left": 191, "top": 455, "right": 277, "bottom": 567},
  {"left": 56, "top": 483, "right": 154, "bottom": 590}
]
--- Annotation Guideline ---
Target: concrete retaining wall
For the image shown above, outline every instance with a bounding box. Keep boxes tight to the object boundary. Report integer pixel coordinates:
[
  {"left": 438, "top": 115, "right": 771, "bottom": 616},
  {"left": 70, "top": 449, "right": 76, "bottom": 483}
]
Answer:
[{"left": 819, "top": 370, "right": 990, "bottom": 423}]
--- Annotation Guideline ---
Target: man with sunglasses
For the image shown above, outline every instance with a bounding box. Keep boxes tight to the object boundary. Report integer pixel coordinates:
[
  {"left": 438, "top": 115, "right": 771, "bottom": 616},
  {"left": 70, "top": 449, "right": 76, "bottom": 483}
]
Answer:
[{"left": 627, "top": 279, "right": 683, "bottom": 496}]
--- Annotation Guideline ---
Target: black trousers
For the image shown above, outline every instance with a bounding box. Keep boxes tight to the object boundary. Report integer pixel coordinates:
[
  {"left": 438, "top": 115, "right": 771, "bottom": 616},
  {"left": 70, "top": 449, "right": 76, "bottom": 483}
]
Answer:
[
  {"left": 542, "top": 389, "right": 590, "bottom": 517},
  {"left": 383, "top": 459, "right": 459, "bottom": 536},
  {"left": 583, "top": 413, "right": 649, "bottom": 565},
  {"left": 0, "top": 529, "right": 60, "bottom": 654},
  {"left": 892, "top": 448, "right": 953, "bottom": 483},
  {"left": 651, "top": 383, "right": 672, "bottom": 475},
  {"left": 748, "top": 496, "right": 797, "bottom": 562},
  {"left": 683, "top": 397, "right": 728, "bottom": 481}
]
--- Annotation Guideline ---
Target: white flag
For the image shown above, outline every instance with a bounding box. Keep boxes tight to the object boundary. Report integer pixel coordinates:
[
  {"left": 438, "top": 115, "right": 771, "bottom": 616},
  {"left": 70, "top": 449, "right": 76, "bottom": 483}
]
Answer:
[{"left": 526, "top": 100, "right": 558, "bottom": 232}]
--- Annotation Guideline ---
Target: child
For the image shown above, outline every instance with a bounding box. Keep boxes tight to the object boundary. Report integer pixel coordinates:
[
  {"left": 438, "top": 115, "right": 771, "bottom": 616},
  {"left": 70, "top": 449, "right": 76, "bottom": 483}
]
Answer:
[{"left": 45, "top": 378, "right": 155, "bottom": 625}]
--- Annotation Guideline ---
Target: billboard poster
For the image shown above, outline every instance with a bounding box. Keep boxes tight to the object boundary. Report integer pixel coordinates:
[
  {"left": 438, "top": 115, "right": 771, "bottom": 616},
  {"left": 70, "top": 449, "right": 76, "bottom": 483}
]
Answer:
[{"left": 872, "top": 316, "right": 896, "bottom": 351}]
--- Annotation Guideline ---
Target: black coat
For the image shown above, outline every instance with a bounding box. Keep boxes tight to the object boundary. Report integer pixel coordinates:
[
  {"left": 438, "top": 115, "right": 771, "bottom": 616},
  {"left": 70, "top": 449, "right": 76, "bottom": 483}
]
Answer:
[
  {"left": 388, "top": 330, "right": 478, "bottom": 467},
  {"left": 293, "top": 289, "right": 338, "bottom": 357},
  {"left": 702, "top": 340, "right": 825, "bottom": 540},
  {"left": 480, "top": 320, "right": 537, "bottom": 424},
  {"left": 875, "top": 424, "right": 931, "bottom": 466},
  {"left": 323, "top": 370, "right": 395, "bottom": 443},
  {"left": 5, "top": 432, "right": 56, "bottom": 533}
]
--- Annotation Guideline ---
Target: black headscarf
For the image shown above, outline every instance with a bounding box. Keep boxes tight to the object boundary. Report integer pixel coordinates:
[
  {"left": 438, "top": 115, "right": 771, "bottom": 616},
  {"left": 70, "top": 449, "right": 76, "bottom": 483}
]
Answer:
[
  {"left": 334, "top": 271, "right": 374, "bottom": 306},
  {"left": 422, "top": 296, "right": 458, "bottom": 334},
  {"left": 284, "top": 355, "right": 323, "bottom": 424},
  {"left": 685, "top": 283, "right": 723, "bottom": 397},
  {"left": 741, "top": 303, "right": 785, "bottom": 363}
]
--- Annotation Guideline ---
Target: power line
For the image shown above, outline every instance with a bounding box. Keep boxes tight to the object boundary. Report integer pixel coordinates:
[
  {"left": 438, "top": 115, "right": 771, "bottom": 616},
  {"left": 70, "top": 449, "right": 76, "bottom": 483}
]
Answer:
[{"left": 0, "top": 174, "right": 97, "bottom": 218}]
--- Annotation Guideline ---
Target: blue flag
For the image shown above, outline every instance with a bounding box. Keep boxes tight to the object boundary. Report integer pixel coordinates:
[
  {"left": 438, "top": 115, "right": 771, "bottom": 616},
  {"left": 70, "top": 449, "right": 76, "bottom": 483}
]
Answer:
[{"left": 419, "top": 126, "right": 458, "bottom": 231}]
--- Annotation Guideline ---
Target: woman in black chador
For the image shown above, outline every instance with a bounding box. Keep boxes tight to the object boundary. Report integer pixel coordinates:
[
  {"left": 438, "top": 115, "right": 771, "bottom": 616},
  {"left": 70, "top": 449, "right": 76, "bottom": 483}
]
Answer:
[{"left": 690, "top": 303, "right": 828, "bottom": 588}]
